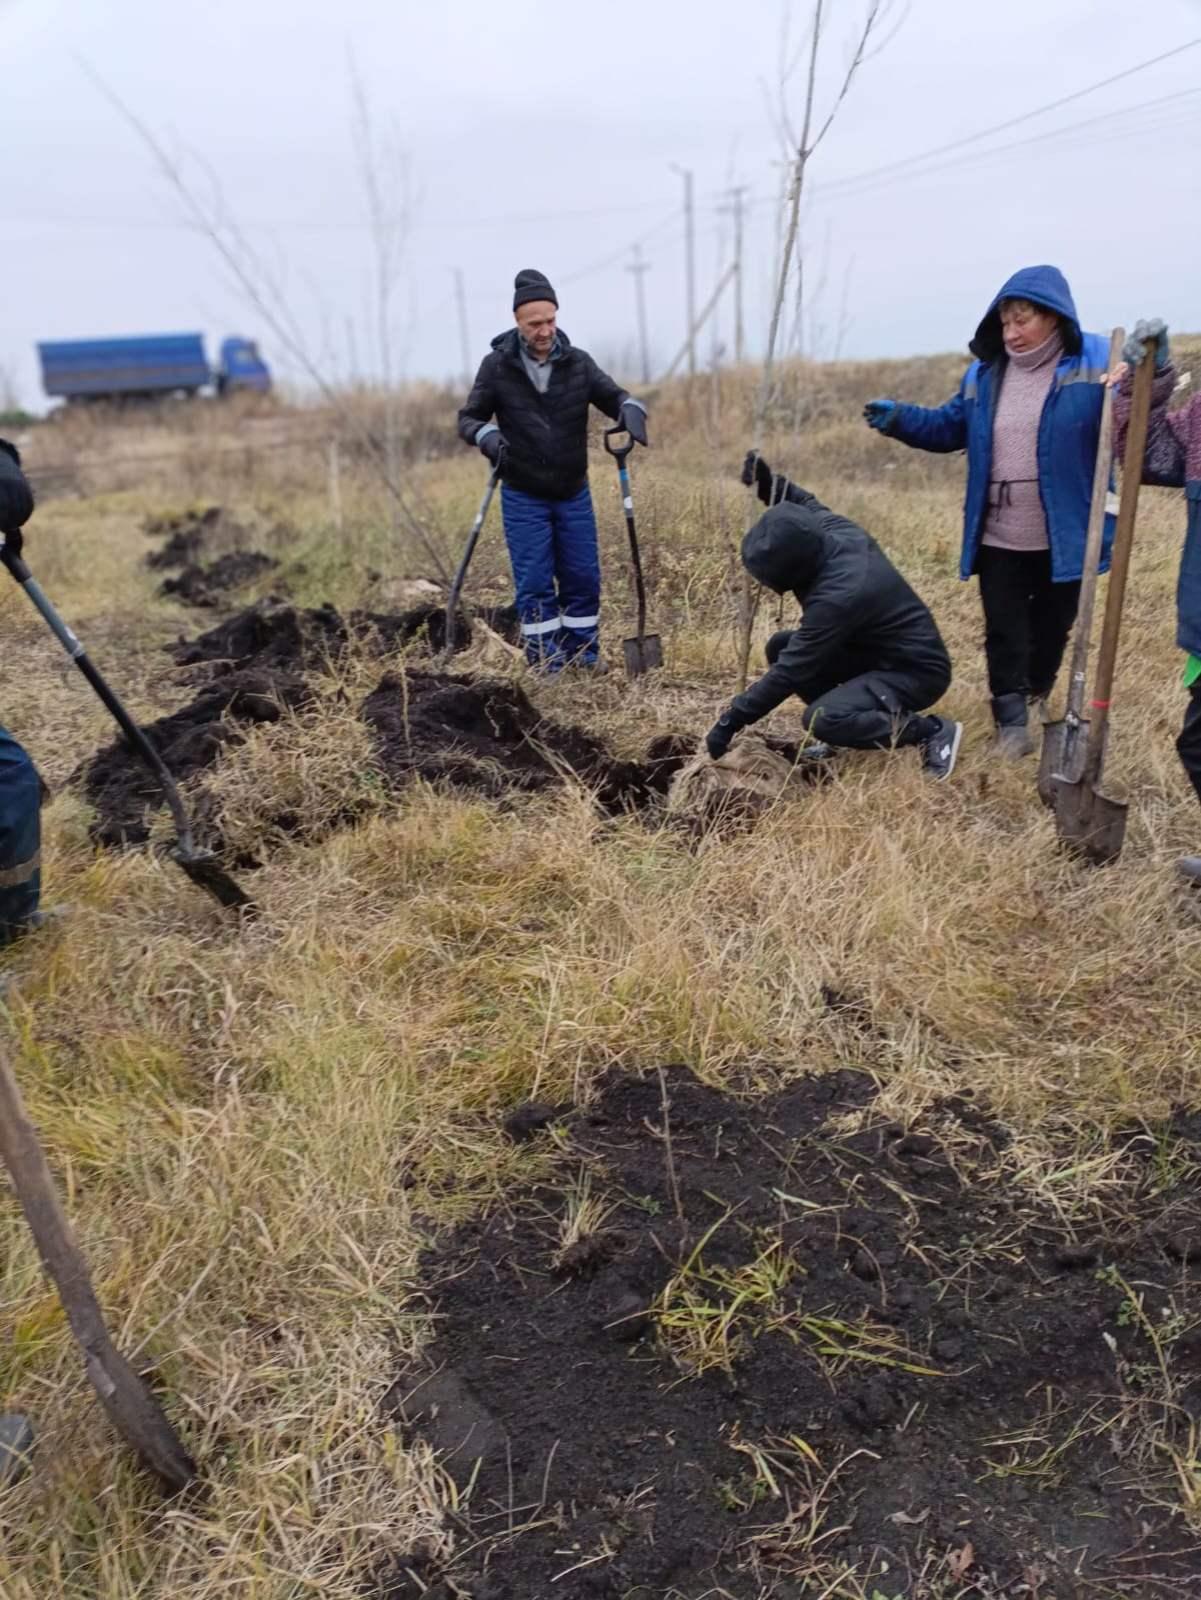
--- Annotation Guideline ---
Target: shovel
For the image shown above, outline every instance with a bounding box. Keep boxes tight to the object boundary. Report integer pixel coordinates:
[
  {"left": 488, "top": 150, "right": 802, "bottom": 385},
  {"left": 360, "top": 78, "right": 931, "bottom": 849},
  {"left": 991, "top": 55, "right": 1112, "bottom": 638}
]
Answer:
[
  {"left": 441, "top": 464, "right": 500, "bottom": 662},
  {"left": 603, "top": 426, "right": 663, "bottom": 677},
  {"left": 1052, "top": 340, "right": 1157, "bottom": 866},
  {"left": 1, "top": 538, "right": 254, "bottom": 914},
  {"left": 1038, "top": 327, "right": 1125, "bottom": 807}
]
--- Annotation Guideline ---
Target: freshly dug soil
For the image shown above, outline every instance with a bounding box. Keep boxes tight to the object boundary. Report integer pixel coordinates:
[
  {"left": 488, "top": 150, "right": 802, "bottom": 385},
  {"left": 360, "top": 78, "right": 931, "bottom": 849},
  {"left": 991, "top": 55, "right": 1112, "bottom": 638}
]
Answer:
[
  {"left": 393, "top": 1066, "right": 1201, "bottom": 1599},
  {"left": 161, "top": 551, "right": 279, "bottom": 607},
  {"left": 143, "top": 506, "right": 224, "bottom": 570},
  {"left": 169, "top": 600, "right": 475, "bottom": 674},
  {"left": 362, "top": 671, "right": 687, "bottom": 813},
  {"left": 79, "top": 669, "right": 311, "bottom": 846}
]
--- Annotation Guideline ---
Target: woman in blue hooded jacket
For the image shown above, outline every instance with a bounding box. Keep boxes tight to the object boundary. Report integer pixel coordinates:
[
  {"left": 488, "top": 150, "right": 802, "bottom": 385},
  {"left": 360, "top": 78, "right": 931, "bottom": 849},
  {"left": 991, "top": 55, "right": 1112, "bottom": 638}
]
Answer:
[{"left": 863, "top": 265, "right": 1112, "bottom": 756}]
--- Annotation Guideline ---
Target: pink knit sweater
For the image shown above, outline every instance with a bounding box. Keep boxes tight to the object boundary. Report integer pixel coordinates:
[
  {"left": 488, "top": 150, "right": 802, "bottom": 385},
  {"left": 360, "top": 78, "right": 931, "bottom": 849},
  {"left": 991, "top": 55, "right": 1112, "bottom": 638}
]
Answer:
[{"left": 982, "top": 329, "right": 1063, "bottom": 554}]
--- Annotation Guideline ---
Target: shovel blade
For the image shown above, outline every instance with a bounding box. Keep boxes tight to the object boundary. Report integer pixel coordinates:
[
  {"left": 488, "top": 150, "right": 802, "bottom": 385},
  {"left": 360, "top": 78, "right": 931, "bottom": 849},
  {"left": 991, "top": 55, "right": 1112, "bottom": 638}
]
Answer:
[
  {"left": 622, "top": 633, "right": 663, "bottom": 678},
  {"left": 1037, "top": 716, "right": 1089, "bottom": 810},
  {"left": 171, "top": 847, "right": 257, "bottom": 914},
  {"left": 1053, "top": 778, "right": 1129, "bottom": 867}
]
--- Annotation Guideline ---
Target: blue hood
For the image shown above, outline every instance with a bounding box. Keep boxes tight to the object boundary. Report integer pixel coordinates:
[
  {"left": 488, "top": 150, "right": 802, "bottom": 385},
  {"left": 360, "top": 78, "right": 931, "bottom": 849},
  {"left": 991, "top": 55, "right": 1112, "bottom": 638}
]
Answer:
[{"left": 970, "top": 265, "right": 1082, "bottom": 363}]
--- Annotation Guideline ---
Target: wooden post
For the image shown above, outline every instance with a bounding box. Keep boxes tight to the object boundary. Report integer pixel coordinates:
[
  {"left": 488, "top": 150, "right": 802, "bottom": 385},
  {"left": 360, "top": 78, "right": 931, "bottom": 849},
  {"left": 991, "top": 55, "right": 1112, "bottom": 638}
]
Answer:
[
  {"left": 328, "top": 437, "right": 344, "bottom": 534},
  {"left": 0, "top": 1044, "right": 196, "bottom": 1492}
]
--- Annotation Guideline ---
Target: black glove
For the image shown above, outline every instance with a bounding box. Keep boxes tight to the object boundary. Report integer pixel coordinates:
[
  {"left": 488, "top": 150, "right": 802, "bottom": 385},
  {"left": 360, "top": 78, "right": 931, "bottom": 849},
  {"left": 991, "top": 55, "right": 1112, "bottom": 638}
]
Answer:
[
  {"left": 0, "top": 439, "right": 34, "bottom": 532},
  {"left": 619, "top": 399, "right": 648, "bottom": 447},
  {"left": 705, "top": 715, "right": 738, "bottom": 761},
  {"left": 477, "top": 430, "right": 507, "bottom": 469},
  {"left": 741, "top": 450, "right": 776, "bottom": 506}
]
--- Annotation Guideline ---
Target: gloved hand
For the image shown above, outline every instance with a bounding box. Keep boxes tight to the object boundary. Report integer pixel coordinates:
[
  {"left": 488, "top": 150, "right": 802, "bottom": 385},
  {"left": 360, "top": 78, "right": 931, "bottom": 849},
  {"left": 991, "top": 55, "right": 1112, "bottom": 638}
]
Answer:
[
  {"left": 477, "top": 430, "right": 507, "bottom": 469},
  {"left": 705, "top": 715, "right": 737, "bottom": 762},
  {"left": 1122, "top": 318, "right": 1170, "bottom": 373},
  {"left": 741, "top": 450, "right": 775, "bottom": 506},
  {"left": 0, "top": 439, "right": 34, "bottom": 532},
  {"left": 863, "top": 399, "right": 898, "bottom": 434},
  {"left": 619, "top": 399, "right": 648, "bottom": 446}
]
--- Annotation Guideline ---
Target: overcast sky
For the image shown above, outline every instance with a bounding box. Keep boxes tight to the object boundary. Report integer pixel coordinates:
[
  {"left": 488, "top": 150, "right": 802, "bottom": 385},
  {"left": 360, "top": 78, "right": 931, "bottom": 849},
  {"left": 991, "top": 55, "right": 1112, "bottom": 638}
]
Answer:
[{"left": 2, "top": 0, "right": 1200, "bottom": 408}]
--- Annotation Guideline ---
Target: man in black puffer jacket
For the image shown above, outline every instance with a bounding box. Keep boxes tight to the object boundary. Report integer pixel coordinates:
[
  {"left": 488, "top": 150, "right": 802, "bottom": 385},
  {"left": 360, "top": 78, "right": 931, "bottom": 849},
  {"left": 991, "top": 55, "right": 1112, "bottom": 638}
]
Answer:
[
  {"left": 705, "top": 453, "right": 962, "bottom": 779},
  {"left": 0, "top": 440, "right": 44, "bottom": 943},
  {"left": 458, "top": 268, "right": 647, "bottom": 670}
]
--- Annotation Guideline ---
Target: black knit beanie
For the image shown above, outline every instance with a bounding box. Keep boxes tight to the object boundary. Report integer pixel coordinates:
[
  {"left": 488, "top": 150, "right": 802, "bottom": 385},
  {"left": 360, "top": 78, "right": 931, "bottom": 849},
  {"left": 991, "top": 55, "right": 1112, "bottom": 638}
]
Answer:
[{"left": 513, "top": 268, "right": 558, "bottom": 311}]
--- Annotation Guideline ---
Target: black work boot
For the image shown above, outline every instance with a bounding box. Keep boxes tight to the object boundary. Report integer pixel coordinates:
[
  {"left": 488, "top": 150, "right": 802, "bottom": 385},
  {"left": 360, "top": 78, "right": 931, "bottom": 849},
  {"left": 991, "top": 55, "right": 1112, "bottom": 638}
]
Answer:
[{"left": 990, "top": 693, "right": 1034, "bottom": 759}]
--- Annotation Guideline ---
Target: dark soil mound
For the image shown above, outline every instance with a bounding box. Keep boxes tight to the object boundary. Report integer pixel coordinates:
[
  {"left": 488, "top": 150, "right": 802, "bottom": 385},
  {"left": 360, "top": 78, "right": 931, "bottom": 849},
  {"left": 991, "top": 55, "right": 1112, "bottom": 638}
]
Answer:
[
  {"left": 144, "top": 506, "right": 223, "bottom": 570},
  {"left": 362, "top": 671, "right": 682, "bottom": 813},
  {"left": 80, "top": 669, "right": 311, "bottom": 846},
  {"left": 395, "top": 1066, "right": 1201, "bottom": 1599},
  {"left": 170, "top": 602, "right": 349, "bottom": 673},
  {"left": 161, "top": 551, "right": 279, "bottom": 607},
  {"left": 169, "top": 600, "right": 473, "bottom": 675}
]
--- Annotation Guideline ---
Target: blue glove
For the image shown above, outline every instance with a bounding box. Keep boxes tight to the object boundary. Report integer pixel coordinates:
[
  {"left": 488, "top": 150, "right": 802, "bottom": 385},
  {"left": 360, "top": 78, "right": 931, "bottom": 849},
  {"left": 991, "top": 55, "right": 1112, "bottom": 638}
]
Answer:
[
  {"left": 619, "top": 399, "right": 648, "bottom": 446},
  {"left": 1122, "top": 319, "right": 1170, "bottom": 373},
  {"left": 705, "top": 715, "right": 737, "bottom": 761},
  {"left": 863, "top": 399, "right": 898, "bottom": 434}
]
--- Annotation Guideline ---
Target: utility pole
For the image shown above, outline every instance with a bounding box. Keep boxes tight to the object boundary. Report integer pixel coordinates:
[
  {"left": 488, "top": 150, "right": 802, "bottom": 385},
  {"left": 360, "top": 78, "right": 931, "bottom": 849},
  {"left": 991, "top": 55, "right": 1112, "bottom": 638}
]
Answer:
[
  {"left": 627, "top": 244, "right": 651, "bottom": 385},
  {"left": 719, "top": 184, "right": 750, "bottom": 364},
  {"left": 670, "top": 164, "right": 696, "bottom": 377},
  {"left": 453, "top": 268, "right": 472, "bottom": 388}
]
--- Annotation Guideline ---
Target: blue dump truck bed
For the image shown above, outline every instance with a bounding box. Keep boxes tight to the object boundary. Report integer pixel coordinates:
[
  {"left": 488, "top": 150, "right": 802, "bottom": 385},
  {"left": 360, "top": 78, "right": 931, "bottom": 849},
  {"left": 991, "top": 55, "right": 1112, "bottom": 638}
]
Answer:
[{"left": 37, "top": 333, "right": 212, "bottom": 399}]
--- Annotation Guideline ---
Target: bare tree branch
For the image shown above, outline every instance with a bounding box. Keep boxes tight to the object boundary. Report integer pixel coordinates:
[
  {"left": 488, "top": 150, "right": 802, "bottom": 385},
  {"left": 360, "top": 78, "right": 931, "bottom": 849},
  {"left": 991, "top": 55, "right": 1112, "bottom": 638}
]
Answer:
[
  {"left": 78, "top": 57, "right": 452, "bottom": 585},
  {"left": 736, "top": 0, "right": 896, "bottom": 687}
]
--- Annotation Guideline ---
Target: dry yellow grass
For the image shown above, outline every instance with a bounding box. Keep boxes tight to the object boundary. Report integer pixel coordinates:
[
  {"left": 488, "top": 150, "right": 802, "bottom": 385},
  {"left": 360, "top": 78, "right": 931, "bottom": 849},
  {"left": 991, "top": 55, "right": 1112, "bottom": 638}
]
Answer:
[{"left": 0, "top": 348, "right": 1199, "bottom": 1596}]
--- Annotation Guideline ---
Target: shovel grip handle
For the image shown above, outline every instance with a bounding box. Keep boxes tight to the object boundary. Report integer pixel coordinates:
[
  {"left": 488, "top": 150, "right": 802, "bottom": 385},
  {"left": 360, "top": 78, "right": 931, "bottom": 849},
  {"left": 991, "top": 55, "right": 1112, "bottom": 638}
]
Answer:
[{"left": 603, "top": 426, "right": 635, "bottom": 464}]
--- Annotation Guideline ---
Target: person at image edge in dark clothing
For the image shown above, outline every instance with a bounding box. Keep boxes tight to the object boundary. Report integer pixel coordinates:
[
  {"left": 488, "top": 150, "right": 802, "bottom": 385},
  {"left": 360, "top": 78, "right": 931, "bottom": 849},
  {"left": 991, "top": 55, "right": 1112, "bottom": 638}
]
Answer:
[
  {"left": 864, "top": 265, "right": 1112, "bottom": 757},
  {"left": 705, "top": 454, "right": 962, "bottom": 780},
  {"left": 0, "top": 440, "right": 43, "bottom": 945},
  {"left": 458, "top": 269, "right": 647, "bottom": 671}
]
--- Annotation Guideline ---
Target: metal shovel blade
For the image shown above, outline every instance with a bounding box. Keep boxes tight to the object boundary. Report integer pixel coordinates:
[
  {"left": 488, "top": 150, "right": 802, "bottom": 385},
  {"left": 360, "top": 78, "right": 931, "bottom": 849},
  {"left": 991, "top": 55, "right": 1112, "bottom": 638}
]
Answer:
[
  {"left": 622, "top": 632, "right": 663, "bottom": 678},
  {"left": 1053, "top": 776, "right": 1128, "bottom": 867},
  {"left": 1037, "top": 715, "right": 1089, "bottom": 810},
  {"left": 171, "top": 847, "right": 257, "bottom": 914}
]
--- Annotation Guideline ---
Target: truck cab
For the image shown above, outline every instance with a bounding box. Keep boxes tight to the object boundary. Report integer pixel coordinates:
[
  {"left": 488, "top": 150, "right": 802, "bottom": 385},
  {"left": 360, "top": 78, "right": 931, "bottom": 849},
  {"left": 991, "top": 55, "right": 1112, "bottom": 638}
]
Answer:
[{"left": 216, "top": 337, "right": 272, "bottom": 396}]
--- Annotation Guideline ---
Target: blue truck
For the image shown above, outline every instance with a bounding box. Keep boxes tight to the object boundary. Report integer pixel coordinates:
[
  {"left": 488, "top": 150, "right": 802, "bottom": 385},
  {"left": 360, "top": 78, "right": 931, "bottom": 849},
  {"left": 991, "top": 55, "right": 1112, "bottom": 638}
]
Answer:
[{"left": 37, "top": 333, "right": 272, "bottom": 403}]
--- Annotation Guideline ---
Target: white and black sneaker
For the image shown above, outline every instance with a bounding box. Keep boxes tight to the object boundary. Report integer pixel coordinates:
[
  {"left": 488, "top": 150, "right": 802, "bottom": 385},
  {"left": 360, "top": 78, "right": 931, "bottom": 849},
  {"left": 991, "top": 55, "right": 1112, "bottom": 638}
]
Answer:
[{"left": 920, "top": 717, "right": 963, "bottom": 781}]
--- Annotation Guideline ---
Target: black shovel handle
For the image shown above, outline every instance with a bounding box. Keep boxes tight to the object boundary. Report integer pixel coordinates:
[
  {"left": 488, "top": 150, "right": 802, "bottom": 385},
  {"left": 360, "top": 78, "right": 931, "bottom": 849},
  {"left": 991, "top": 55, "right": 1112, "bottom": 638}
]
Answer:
[
  {"left": 442, "top": 465, "right": 500, "bottom": 658},
  {"left": 604, "top": 428, "right": 648, "bottom": 640},
  {"left": 0, "top": 540, "right": 199, "bottom": 857}
]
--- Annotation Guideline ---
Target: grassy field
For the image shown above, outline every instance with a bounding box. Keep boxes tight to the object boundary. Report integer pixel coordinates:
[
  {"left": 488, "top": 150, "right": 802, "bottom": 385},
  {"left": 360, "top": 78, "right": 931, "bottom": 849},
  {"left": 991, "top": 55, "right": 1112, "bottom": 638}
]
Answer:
[{"left": 1, "top": 348, "right": 1199, "bottom": 1598}]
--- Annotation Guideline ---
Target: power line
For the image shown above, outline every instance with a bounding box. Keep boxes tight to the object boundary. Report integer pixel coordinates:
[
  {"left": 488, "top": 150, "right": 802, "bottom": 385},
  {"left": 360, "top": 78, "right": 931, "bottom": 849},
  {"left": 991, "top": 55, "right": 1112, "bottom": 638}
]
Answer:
[
  {"left": 814, "top": 84, "right": 1201, "bottom": 203},
  {"left": 816, "top": 35, "right": 1201, "bottom": 195},
  {"left": 818, "top": 35, "right": 1201, "bottom": 196}
]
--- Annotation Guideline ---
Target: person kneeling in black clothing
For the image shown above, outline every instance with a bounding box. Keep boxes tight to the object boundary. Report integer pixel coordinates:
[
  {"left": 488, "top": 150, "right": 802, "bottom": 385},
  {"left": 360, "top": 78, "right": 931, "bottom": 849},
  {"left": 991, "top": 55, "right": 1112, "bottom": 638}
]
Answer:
[{"left": 705, "top": 453, "right": 962, "bottom": 780}]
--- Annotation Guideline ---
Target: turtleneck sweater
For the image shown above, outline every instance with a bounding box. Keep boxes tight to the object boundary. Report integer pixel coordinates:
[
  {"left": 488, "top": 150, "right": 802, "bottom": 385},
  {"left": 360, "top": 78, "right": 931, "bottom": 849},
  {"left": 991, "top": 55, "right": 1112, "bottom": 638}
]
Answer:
[{"left": 982, "top": 327, "right": 1064, "bottom": 553}]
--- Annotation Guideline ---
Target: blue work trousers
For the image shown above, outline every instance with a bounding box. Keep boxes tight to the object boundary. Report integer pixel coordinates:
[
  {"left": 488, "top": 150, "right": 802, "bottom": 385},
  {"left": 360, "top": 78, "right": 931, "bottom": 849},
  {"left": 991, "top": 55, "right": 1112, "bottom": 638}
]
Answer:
[
  {"left": 500, "top": 484, "right": 601, "bottom": 668},
  {"left": 0, "top": 727, "right": 41, "bottom": 946}
]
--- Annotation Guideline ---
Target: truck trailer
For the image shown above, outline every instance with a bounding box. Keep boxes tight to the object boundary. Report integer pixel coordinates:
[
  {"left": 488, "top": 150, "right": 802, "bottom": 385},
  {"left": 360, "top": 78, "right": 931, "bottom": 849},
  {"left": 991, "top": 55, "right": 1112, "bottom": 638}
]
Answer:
[{"left": 37, "top": 333, "right": 271, "bottom": 403}]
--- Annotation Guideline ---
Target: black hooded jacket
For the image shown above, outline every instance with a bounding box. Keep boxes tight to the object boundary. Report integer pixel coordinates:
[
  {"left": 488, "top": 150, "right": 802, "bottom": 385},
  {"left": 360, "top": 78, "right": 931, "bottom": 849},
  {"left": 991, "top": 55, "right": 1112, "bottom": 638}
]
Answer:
[
  {"left": 457, "top": 328, "right": 630, "bottom": 501},
  {"left": 723, "top": 480, "right": 950, "bottom": 731},
  {"left": 0, "top": 439, "right": 33, "bottom": 531}
]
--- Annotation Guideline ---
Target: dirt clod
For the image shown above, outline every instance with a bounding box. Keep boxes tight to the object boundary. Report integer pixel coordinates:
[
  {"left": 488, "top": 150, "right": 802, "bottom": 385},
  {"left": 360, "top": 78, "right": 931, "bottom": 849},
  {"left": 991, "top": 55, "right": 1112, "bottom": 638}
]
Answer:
[
  {"left": 362, "top": 670, "right": 667, "bottom": 813},
  {"left": 143, "top": 506, "right": 223, "bottom": 569},
  {"left": 161, "top": 551, "right": 279, "bottom": 607},
  {"left": 501, "top": 1101, "right": 563, "bottom": 1143},
  {"left": 80, "top": 669, "right": 311, "bottom": 846}
]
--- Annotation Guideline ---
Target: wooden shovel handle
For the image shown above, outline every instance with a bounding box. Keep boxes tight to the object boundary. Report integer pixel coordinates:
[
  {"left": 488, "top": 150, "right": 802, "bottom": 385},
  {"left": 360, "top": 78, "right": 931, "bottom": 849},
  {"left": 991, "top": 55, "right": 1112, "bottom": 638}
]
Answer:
[
  {"left": 1063, "top": 328, "right": 1124, "bottom": 720},
  {"left": 1082, "top": 344, "right": 1157, "bottom": 782},
  {"left": 0, "top": 1043, "right": 196, "bottom": 1490}
]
